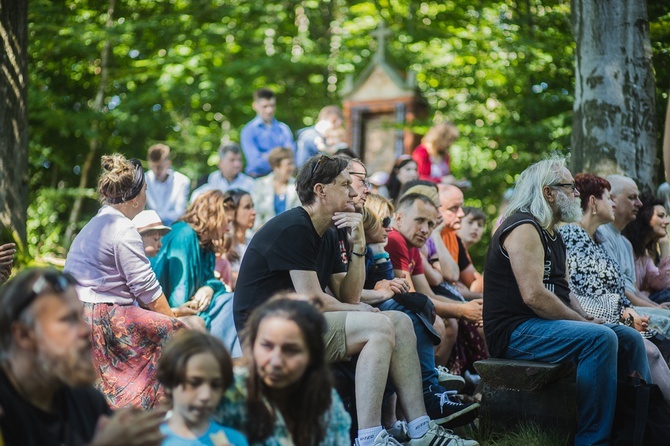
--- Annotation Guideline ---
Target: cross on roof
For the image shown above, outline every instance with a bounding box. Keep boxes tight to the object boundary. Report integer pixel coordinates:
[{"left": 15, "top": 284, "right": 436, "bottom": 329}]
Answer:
[{"left": 372, "top": 22, "right": 391, "bottom": 63}]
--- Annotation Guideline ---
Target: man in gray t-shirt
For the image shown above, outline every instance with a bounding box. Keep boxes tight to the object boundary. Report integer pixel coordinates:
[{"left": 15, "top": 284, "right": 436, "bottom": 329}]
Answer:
[{"left": 601, "top": 175, "right": 670, "bottom": 310}]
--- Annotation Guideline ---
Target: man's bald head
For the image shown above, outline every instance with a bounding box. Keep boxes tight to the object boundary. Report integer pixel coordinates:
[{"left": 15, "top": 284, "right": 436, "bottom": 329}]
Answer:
[
  {"left": 438, "top": 184, "right": 465, "bottom": 230},
  {"left": 606, "top": 174, "right": 642, "bottom": 229},
  {"left": 607, "top": 174, "right": 636, "bottom": 197}
]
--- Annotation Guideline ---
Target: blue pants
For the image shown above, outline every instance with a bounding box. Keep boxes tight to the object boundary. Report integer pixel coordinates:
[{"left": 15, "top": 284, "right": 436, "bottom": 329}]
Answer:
[
  {"left": 506, "top": 319, "right": 651, "bottom": 446},
  {"left": 377, "top": 299, "right": 439, "bottom": 391},
  {"left": 649, "top": 287, "right": 670, "bottom": 304}
]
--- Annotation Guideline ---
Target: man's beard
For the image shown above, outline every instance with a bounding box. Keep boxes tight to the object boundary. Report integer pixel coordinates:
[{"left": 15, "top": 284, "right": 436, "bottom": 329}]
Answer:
[
  {"left": 35, "top": 341, "right": 97, "bottom": 388},
  {"left": 556, "top": 190, "right": 583, "bottom": 223}
]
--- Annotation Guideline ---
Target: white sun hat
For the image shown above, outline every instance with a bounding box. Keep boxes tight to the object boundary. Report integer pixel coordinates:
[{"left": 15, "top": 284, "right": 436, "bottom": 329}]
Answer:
[{"left": 132, "top": 210, "right": 171, "bottom": 235}]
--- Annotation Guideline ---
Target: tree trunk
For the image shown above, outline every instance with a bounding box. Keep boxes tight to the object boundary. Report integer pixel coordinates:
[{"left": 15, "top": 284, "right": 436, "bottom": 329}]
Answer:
[
  {"left": 0, "top": 0, "right": 28, "bottom": 243},
  {"left": 571, "top": 0, "right": 657, "bottom": 191},
  {"left": 64, "top": 0, "right": 115, "bottom": 245}
]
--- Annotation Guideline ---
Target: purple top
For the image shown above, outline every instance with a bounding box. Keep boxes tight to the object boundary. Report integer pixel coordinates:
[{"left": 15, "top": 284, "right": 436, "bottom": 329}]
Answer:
[{"left": 64, "top": 206, "right": 163, "bottom": 306}]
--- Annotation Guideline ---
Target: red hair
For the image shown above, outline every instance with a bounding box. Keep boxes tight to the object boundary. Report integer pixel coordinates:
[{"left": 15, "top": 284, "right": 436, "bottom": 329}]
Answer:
[{"left": 575, "top": 173, "right": 611, "bottom": 212}]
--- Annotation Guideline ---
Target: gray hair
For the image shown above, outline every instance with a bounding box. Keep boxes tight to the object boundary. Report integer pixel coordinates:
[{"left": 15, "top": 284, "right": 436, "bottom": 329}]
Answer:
[
  {"left": 606, "top": 174, "right": 634, "bottom": 197},
  {"left": 503, "top": 156, "right": 567, "bottom": 229},
  {"left": 218, "top": 142, "right": 241, "bottom": 159}
]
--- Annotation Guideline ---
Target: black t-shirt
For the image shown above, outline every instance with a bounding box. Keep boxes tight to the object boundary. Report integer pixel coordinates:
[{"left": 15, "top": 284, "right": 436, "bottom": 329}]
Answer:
[
  {"left": 455, "top": 236, "right": 471, "bottom": 272},
  {"left": 0, "top": 367, "right": 111, "bottom": 446},
  {"left": 483, "top": 211, "right": 570, "bottom": 358},
  {"left": 233, "top": 207, "right": 347, "bottom": 331}
]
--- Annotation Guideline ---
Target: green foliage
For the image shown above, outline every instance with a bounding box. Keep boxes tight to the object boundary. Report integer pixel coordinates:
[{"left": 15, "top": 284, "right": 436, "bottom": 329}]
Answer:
[
  {"left": 26, "top": 188, "right": 97, "bottom": 259},
  {"left": 26, "top": 0, "right": 670, "bottom": 263}
]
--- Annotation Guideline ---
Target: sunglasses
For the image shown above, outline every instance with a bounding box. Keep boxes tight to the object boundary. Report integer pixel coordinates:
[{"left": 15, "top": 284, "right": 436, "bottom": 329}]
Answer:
[
  {"left": 310, "top": 154, "right": 334, "bottom": 178},
  {"left": 382, "top": 216, "right": 392, "bottom": 228},
  {"left": 14, "top": 271, "right": 76, "bottom": 317}
]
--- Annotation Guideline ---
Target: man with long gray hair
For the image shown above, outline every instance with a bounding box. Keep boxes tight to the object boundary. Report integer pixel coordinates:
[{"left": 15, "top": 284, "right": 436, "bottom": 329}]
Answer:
[{"left": 483, "top": 157, "right": 651, "bottom": 446}]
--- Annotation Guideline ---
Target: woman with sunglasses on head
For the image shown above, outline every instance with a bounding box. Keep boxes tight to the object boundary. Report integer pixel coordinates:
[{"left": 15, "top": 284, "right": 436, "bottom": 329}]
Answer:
[
  {"left": 151, "top": 189, "right": 241, "bottom": 356},
  {"left": 361, "top": 194, "right": 479, "bottom": 441},
  {"left": 223, "top": 188, "right": 257, "bottom": 290},
  {"left": 64, "top": 154, "right": 185, "bottom": 410}
]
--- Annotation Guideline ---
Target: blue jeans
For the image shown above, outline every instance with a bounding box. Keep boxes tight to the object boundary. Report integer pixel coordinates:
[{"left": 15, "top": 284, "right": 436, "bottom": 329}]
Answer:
[
  {"left": 506, "top": 319, "right": 651, "bottom": 446},
  {"left": 649, "top": 288, "right": 670, "bottom": 304},
  {"left": 377, "top": 299, "right": 439, "bottom": 391}
]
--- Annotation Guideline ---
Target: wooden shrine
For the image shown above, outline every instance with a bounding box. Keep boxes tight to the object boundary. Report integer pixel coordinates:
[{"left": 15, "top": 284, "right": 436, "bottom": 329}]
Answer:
[{"left": 341, "top": 23, "right": 429, "bottom": 175}]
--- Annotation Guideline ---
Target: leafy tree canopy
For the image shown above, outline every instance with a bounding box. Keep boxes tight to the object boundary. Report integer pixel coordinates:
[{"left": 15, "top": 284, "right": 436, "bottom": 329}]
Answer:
[{"left": 27, "top": 0, "right": 670, "bottom": 264}]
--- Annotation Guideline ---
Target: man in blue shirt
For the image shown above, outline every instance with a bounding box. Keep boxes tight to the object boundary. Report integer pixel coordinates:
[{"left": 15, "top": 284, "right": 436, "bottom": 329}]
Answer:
[
  {"left": 295, "top": 105, "right": 344, "bottom": 169},
  {"left": 240, "top": 88, "right": 295, "bottom": 178}
]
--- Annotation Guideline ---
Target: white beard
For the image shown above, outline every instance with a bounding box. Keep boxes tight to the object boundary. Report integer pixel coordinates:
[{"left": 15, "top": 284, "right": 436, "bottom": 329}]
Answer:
[{"left": 556, "top": 190, "right": 583, "bottom": 223}]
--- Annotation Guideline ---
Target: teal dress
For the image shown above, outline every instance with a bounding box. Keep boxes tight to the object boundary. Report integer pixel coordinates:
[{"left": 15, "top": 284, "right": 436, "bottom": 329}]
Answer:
[{"left": 152, "top": 221, "right": 239, "bottom": 352}]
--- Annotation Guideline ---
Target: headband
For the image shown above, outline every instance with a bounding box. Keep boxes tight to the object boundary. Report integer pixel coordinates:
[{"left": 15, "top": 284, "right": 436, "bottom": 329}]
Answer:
[{"left": 107, "top": 158, "right": 145, "bottom": 204}]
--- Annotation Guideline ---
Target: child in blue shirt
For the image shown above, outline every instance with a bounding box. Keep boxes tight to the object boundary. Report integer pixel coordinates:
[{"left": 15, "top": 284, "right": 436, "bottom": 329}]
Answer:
[{"left": 157, "top": 331, "right": 248, "bottom": 446}]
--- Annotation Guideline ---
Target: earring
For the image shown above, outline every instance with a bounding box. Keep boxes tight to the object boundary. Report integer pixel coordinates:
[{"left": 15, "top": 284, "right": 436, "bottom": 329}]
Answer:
[
  {"left": 132, "top": 201, "right": 139, "bottom": 209},
  {"left": 592, "top": 207, "right": 597, "bottom": 215}
]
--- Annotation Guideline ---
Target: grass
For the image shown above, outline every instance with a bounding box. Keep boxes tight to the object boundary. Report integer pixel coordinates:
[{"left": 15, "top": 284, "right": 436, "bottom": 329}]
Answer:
[{"left": 455, "top": 421, "right": 571, "bottom": 446}]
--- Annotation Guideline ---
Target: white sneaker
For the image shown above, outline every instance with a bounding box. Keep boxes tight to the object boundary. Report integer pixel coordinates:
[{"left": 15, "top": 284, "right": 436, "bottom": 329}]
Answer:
[
  {"left": 387, "top": 420, "right": 409, "bottom": 443},
  {"left": 407, "top": 420, "right": 479, "bottom": 446},
  {"left": 354, "top": 429, "right": 403, "bottom": 446},
  {"left": 436, "top": 366, "right": 465, "bottom": 391}
]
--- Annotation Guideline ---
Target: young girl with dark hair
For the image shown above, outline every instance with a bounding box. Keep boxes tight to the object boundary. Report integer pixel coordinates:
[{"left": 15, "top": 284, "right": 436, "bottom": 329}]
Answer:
[{"left": 158, "top": 331, "right": 248, "bottom": 445}]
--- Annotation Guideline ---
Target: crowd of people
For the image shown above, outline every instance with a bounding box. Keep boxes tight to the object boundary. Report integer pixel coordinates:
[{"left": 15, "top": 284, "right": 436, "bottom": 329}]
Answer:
[{"left": 2, "top": 87, "right": 670, "bottom": 446}]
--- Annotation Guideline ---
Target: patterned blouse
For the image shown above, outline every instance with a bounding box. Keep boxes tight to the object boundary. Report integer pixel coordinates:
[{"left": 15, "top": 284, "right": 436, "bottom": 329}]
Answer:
[
  {"left": 559, "top": 224, "right": 631, "bottom": 323},
  {"left": 214, "top": 367, "right": 351, "bottom": 446}
]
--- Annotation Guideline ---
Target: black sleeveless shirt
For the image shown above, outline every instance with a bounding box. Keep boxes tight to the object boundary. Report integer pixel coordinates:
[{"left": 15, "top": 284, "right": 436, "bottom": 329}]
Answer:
[{"left": 483, "top": 211, "right": 571, "bottom": 358}]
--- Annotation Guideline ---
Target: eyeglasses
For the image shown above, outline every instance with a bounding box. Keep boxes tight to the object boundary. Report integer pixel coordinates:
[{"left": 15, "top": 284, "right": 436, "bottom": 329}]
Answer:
[
  {"left": 14, "top": 271, "right": 76, "bottom": 317},
  {"left": 551, "top": 183, "right": 578, "bottom": 192},
  {"left": 349, "top": 171, "right": 372, "bottom": 190},
  {"left": 382, "top": 216, "right": 392, "bottom": 228}
]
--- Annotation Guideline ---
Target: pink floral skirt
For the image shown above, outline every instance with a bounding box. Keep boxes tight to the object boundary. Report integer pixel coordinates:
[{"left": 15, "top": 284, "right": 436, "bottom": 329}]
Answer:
[{"left": 82, "top": 302, "right": 185, "bottom": 409}]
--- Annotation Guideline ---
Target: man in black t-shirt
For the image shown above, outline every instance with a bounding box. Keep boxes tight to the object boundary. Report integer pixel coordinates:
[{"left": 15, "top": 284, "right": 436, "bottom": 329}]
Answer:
[
  {"left": 235, "top": 155, "right": 478, "bottom": 446},
  {"left": 483, "top": 157, "right": 651, "bottom": 446},
  {"left": 0, "top": 268, "right": 164, "bottom": 446}
]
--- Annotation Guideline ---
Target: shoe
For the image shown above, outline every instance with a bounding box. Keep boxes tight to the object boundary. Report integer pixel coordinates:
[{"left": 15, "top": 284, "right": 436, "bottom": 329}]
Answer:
[
  {"left": 424, "top": 387, "right": 480, "bottom": 428},
  {"left": 436, "top": 366, "right": 465, "bottom": 391},
  {"left": 387, "top": 420, "right": 409, "bottom": 443},
  {"left": 407, "top": 420, "right": 479, "bottom": 446},
  {"left": 354, "top": 429, "right": 403, "bottom": 446}
]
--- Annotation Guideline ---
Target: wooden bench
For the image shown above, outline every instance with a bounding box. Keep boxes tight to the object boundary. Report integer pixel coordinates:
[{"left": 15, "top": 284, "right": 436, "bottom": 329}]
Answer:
[{"left": 474, "top": 358, "right": 577, "bottom": 440}]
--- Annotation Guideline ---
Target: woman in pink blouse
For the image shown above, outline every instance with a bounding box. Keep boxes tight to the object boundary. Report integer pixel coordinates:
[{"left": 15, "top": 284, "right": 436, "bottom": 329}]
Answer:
[{"left": 623, "top": 193, "right": 670, "bottom": 303}]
